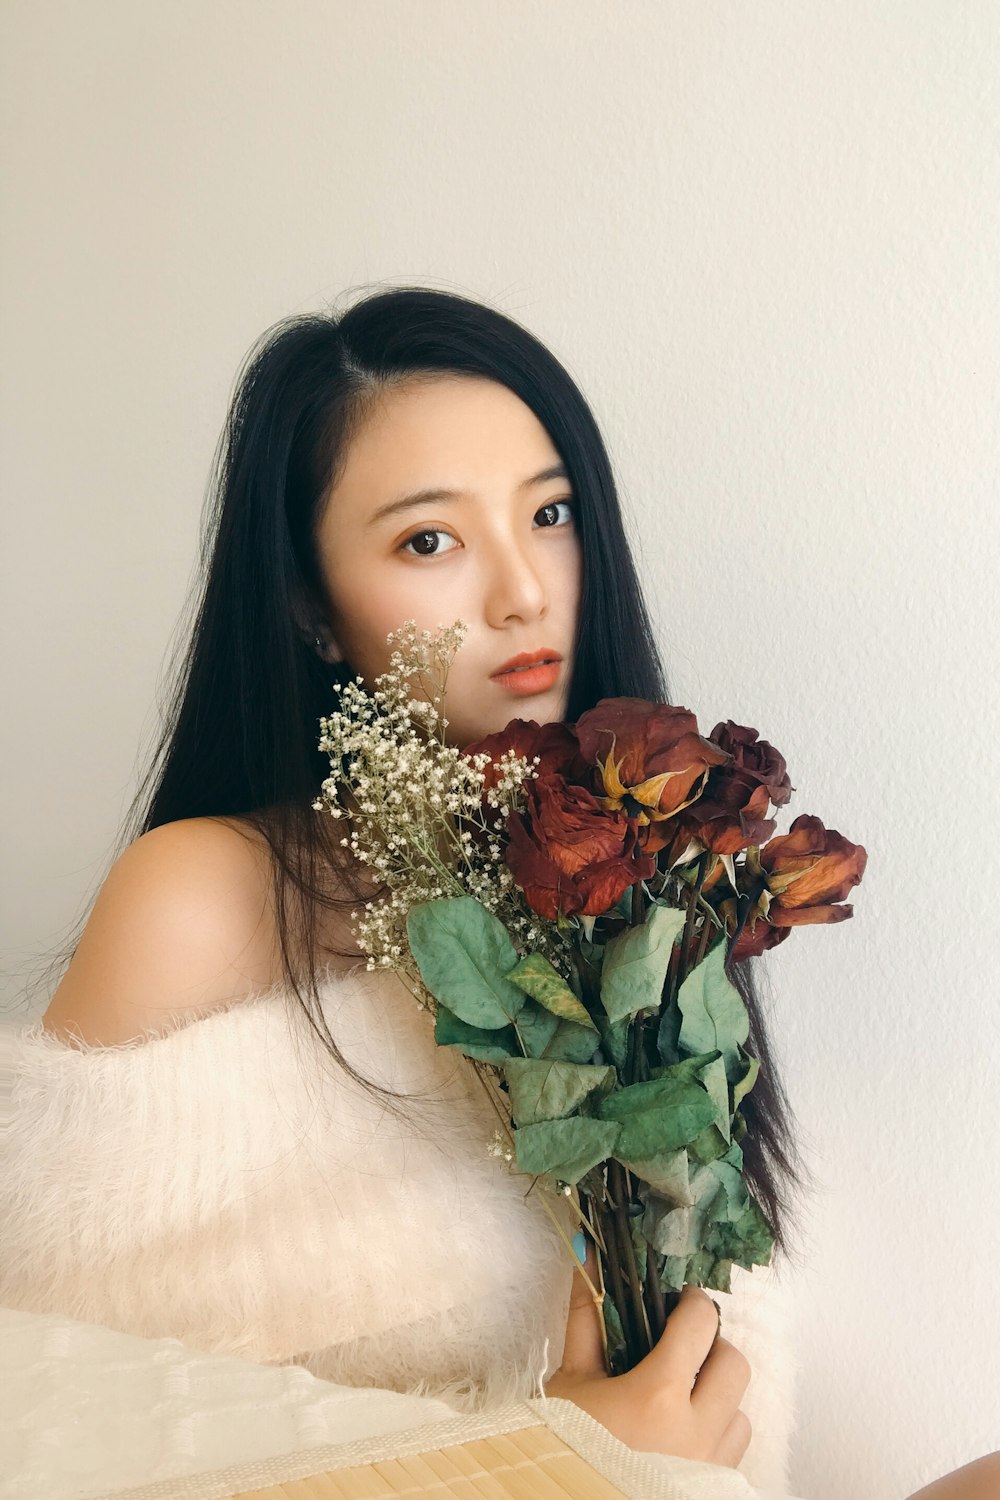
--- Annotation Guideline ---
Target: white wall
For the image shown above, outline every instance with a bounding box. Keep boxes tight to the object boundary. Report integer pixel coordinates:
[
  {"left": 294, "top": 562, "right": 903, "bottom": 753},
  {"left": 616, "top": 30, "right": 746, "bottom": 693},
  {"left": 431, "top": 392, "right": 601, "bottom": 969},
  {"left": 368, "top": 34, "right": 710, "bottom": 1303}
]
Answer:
[{"left": 2, "top": 4, "right": 997, "bottom": 1496}]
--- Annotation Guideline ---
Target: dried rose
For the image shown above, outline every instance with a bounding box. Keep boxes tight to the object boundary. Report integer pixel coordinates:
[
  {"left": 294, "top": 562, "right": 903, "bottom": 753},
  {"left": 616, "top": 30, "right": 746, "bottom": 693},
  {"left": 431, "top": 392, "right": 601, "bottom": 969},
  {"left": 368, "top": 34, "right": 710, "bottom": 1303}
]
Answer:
[
  {"left": 574, "top": 699, "right": 731, "bottom": 853},
  {"left": 505, "top": 773, "right": 657, "bottom": 921},
  {"left": 680, "top": 722, "right": 793, "bottom": 856},
  {"left": 762, "top": 814, "right": 867, "bottom": 925},
  {"left": 727, "top": 910, "right": 793, "bottom": 962},
  {"left": 462, "top": 718, "right": 589, "bottom": 798},
  {"left": 721, "top": 814, "right": 867, "bottom": 960}
]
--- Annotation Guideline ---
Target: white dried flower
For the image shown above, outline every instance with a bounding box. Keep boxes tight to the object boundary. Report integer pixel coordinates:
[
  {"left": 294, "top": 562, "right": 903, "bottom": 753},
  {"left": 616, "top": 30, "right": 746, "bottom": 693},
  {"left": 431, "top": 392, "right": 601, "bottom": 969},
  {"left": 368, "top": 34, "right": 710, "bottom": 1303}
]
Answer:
[{"left": 311, "top": 618, "right": 573, "bottom": 981}]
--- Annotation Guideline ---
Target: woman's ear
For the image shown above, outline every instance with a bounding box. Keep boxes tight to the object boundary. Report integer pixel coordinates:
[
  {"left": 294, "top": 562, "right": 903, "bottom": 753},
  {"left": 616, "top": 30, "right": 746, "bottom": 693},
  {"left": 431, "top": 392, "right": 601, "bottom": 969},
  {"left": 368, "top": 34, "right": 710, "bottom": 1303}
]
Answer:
[
  {"left": 308, "top": 623, "right": 345, "bottom": 664},
  {"left": 290, "top": 592, "right": 344, "bottom": 664}
]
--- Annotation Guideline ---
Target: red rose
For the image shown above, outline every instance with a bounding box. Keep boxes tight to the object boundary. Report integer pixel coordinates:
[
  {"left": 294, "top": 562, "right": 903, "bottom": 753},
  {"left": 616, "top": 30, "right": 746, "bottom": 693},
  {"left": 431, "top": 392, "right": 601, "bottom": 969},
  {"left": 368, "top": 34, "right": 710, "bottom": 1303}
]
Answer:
[
  {"left": 574, "top": 698, "right": 731, "bottom": 854},
  {"left": 462, "top": 718, "right": 589, "bottom": 799},
  {"left": 680, "top": 722, "right": 793, "bottom": 856},
  {"left": 728, "top": 915, "right": 792, "bottom": 962},
  {"left": 506, "top": 773, "right": 657, "bottom": 921}
]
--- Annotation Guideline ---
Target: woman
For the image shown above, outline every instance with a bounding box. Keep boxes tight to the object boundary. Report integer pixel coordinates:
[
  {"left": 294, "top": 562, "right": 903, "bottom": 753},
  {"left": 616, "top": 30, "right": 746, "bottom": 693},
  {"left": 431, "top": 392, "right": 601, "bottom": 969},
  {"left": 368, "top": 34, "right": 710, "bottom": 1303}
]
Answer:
[{"left": 5, "top": 287, "right": 993, "bottom": 1498}]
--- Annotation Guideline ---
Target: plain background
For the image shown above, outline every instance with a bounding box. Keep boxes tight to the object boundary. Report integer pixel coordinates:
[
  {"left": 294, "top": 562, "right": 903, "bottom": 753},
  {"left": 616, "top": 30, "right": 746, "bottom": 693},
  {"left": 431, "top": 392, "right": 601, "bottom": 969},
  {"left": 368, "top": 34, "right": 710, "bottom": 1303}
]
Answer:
[{"left": 2, "top": 4, "right": 998, "bottom": 1497}]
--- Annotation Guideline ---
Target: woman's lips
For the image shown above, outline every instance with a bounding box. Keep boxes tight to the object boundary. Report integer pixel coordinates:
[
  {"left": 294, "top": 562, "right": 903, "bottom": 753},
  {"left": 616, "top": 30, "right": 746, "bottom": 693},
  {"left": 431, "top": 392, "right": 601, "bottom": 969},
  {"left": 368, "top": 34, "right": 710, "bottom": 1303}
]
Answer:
[{"left": 490, "top": 647, "right": 563, "bottom": 696}]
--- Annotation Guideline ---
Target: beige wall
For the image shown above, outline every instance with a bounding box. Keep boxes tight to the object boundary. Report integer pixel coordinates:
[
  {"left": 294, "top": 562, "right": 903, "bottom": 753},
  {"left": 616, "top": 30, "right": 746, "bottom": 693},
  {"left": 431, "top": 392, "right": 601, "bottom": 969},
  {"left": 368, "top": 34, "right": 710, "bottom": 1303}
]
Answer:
[{"left": 2, "top": 3, "right": 998, "bottom": 1496}]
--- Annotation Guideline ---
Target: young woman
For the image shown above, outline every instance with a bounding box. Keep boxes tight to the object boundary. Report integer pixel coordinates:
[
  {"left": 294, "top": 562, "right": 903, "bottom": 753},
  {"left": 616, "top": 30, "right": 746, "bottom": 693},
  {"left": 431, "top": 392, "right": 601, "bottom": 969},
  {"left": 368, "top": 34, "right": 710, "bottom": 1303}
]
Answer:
[{"left": 6, "top": 288, "right": 993, "bottom": 1499}]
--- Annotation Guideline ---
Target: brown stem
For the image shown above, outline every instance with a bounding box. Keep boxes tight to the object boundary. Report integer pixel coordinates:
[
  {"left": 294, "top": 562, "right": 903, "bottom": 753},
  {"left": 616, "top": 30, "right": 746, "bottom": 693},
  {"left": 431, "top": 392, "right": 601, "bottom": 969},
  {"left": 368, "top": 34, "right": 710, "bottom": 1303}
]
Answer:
[
  {"left": 695, "top": 909, "right": 714, "bottom": 967},
  {"left": 643, "top": 1241, "right": 668, "bottom": 1345},
  {"left": 594, "top": 1192, "right": 636, "bottom": 1364},
  {"left": 678, "top": 853, "right": 710, "bottom": 987},
  {"left": 609, "top": 1160, "right": 651, "bottom": 1363},
  {"left": 664, "top": 939, "right": 681, "bottom": 1009},
  {"left": 634, "top": 1014, "right": 647, "bottom": 1082},
  {"left": 728, "top": 891, "right": 754, "bottom": 964}
]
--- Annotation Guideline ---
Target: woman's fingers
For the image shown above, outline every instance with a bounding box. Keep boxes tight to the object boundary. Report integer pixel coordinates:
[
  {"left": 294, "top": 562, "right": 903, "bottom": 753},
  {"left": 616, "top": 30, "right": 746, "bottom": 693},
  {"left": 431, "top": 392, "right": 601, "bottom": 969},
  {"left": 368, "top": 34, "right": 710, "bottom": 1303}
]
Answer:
[
  {"left": 711, "top": 1408, "right": 753, "bottom": 1468},
  {"left": 635, "top": 1283, "right": 724, "bottom": 1393},
  {"left": 557, "top": 1239, "right": 606, "bottom": 1379},
  {"left": 548, "top": 1271, "right": 754, "bottom": 1465},
  {"left": 690, "top": 1335, "right": 752, "bottom": 1412}
]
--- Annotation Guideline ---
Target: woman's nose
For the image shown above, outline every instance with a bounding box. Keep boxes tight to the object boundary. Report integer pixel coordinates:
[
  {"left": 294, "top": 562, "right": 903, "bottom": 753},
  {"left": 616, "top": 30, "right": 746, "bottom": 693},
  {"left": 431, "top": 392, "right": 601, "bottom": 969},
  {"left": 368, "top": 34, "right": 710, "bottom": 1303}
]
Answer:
[{"left": 482, "top": 538, "right": 548, "bottom": 626}]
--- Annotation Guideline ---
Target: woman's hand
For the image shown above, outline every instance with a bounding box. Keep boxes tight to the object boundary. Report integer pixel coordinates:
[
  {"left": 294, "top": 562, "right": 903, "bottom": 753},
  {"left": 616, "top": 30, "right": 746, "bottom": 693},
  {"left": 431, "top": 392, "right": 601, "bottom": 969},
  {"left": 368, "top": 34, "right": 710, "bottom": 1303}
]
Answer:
[{"left": 544, "top": 1239, "right": 752, "bottom": 1467}]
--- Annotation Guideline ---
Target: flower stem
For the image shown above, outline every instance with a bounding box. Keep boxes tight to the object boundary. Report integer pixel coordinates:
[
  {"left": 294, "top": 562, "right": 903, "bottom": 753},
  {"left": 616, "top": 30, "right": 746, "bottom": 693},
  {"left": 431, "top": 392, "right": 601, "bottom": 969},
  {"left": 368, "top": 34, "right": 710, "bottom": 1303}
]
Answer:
[
  {"left": 678, "top": 851, "right": 710, "bottom": 985},
  {"left": 643, "top": 1240, "right": 668, "bottom": 1344},
  {"left": 594, "top": 1188, "right": 638, "bottom": 1366},
  {"left": 607, "top": 1159, "right": 652, "bottom": 1364},
  {"left": 695, "top": 907, "right": 714, "bottom": 966}
]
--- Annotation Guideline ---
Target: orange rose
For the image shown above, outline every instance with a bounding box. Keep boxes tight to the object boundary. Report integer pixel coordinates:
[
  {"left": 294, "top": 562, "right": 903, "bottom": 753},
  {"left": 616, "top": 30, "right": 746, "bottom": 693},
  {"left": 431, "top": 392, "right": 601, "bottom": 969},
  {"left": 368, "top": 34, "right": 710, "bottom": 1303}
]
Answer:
[
  {"left": 761, "top": 814, "right": 867, "bottom": 925},
  {"left": 722, "top": 814, "right": 867, "bottom": 960}
]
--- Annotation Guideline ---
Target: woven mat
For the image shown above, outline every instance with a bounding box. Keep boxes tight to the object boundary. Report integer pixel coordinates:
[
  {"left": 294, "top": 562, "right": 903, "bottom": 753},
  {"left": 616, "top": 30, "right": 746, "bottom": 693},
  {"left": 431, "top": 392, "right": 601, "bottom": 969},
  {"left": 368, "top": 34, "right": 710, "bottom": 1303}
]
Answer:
[{"left": 228, "top": 1423, "right": 628, "bottom": 1498}]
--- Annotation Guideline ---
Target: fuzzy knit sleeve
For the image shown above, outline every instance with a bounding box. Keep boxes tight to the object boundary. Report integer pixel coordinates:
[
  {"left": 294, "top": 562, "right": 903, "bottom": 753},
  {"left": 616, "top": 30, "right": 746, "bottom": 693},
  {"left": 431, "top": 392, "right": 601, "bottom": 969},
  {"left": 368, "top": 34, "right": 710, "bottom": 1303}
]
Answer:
[
  {"left": 0, "top": 966, "right": 800, "bottom": 1496},
  {"left": 0, "top": 971, "right": 583, "bottom": 1404}
]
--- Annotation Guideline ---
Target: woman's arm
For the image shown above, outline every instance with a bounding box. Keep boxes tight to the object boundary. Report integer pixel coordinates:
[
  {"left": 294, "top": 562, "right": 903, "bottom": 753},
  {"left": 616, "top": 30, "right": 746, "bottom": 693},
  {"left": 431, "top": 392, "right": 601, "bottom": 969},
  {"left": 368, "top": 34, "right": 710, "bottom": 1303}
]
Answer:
[{"left": 905, "top": 1452, "right": 1000, "bottom": 1500}]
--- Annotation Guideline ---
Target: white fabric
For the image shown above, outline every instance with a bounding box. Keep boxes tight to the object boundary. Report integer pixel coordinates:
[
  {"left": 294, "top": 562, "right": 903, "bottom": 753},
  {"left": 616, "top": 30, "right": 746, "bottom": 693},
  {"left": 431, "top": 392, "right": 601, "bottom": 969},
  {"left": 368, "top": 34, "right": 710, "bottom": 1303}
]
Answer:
[
  {"left": 0, "top": 1305, "right": 805, "bottom": 1500},
  {"left": 0, "top": 966, "right": 802, "bottom": 1494}
]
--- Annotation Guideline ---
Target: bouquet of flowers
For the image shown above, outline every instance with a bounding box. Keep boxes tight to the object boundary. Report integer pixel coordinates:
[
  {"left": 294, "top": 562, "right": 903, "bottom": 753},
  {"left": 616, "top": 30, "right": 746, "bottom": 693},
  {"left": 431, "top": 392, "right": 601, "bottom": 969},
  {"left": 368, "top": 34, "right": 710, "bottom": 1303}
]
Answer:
[{"left": 313, "top": 620, "right": 867, "bottom": 1376}]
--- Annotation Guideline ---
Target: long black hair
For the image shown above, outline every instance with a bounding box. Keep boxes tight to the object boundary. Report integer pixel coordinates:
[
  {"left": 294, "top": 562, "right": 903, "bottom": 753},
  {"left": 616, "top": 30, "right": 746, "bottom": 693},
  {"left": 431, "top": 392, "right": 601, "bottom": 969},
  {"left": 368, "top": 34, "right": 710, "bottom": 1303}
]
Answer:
[{"left": 30, "top": 285, "right": 815, "bottom": 1267}]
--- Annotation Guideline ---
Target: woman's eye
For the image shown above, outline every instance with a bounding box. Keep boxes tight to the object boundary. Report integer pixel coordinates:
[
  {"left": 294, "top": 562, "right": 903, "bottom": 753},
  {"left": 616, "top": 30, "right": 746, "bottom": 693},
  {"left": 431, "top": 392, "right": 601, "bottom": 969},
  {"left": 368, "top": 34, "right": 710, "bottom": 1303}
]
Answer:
[
  {"left": 399, "top": 528, "right": 459, "bottom": 557},
  {"left": 534, "top": 499, "right": 576, "bottom": 528}
]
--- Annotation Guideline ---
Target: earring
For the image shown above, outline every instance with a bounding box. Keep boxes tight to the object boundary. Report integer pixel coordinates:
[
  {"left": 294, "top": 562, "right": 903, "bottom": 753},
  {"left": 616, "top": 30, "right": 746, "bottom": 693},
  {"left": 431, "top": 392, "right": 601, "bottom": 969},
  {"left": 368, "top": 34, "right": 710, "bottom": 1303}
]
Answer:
[{"left": 313, "top": 633, "right": 343, "bottom": 664}]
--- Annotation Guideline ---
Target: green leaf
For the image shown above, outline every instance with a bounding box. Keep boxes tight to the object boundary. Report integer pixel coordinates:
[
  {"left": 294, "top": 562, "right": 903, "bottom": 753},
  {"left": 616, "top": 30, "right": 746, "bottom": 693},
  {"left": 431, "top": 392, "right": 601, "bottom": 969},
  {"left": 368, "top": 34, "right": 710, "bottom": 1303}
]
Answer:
[
  {"left": 656, "top": 999, "right": 683, "bottom": 1067},
  {"left": 647, "top": 1202, "right": 712, "bottom": 1258},
  {"left": 517, "top": 1001, "right": 600, "bottom": 1063},
  {"left": 600, "top": 905, "right": 686, "bottom": 1026},
  {"left": 660, "top": 1249, "right": 733, "bottom": 1293},
  {"left": 703, "top": 1257, "right": 735, "bottom": 1294},
  {"left": 694, "top": 1052, "right": 731, "bottom": 1145},
  {"left": 624, "top": 1146, "right": 691, "bottom": 1201},
  {"left": 505, "top": 952, "right": 597, "bottom": 1029},
  {"left": 732, "top": 1047, "right": 761, "bottom": 1109},
  {"left": 516, "top": 998, "right": 558, "bottom": 1055},
  {"left": 647, "top": 1052, "right": 724, "bottom": 1086},
  {"left": 434, "top": 1006, "right": 520, "bottom": 1062},
  {"left": 601, "top": 1293, "right": 627, "bottom": 1373},
  {"left": 601, "top": 1015, "right": 630, "bottom": 1069},
  {"left": 630, "top": 1216, "right": 647, "bottom": 1284},
  {"left": 661, "top": 1254, "right": 689, "bottom": 1291},
  {"left": 545, "top": 1017, "right": 602, "bottom": 1063},
  {"left": 595, "top": 1074, "right": 718, "bottom": 1159},
  {"left": 502, "top": 1059, "right": 616, "bottom": 1126},
  {"left": 406, "top": 897, "right": 527, "bottom": 1030},
  {"left": 676, "top": 942, "right": 750, "bottom": 1080},
  {"left": 514, "top": 1116, "right": 621, "bottom": 1184},
  {"left": 705, "top": 1197, "right": 774, "bottom": 1270},
  {"left": 687, "top": 1123, "right": 731, "bottom": 1164},
  {"left": 706, "top": 1156, "right": 751, "bottom": 1222},
  {"left": 673, "top": 1250, "right": 735, "bottom": 1294}
]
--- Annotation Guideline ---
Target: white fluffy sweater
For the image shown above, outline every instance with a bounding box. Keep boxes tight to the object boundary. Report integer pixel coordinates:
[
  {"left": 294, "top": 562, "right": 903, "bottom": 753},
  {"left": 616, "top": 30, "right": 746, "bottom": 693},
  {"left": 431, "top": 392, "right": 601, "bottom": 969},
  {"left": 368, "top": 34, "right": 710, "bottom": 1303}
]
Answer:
[{"left": 0, "top": 965, "right": 800, "bottom": 1494}]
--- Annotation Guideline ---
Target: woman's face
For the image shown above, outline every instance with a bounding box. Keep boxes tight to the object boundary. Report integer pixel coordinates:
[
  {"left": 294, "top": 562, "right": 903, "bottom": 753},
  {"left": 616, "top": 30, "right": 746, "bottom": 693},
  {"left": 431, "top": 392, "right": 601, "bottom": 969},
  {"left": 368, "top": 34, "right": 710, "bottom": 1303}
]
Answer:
[{"left": 311, "top": 374, "right": 584, "bottom": 748}]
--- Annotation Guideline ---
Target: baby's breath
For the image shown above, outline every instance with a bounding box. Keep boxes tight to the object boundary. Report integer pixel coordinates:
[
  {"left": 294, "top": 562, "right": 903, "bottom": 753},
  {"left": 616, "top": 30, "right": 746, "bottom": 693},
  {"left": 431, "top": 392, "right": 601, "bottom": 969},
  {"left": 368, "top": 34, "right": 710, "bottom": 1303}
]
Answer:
[{"left": 312, "top": 620, "right": 571, "bottom": 989}]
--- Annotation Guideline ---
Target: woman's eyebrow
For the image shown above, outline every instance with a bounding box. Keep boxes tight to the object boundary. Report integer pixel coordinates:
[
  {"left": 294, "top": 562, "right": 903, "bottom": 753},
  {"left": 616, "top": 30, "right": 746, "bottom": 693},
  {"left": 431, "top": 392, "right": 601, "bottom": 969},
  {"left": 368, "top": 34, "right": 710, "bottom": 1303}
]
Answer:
[{"left": 365, "top": 463, "right": 569, "bottom": 529}]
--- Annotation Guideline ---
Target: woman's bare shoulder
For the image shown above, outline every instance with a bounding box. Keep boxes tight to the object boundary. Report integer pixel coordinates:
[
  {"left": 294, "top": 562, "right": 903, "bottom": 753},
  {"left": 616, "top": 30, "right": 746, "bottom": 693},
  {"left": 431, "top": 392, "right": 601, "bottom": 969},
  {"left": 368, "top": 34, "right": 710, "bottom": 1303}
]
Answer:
[{"left": 40, "top": 816, "right": 286, "bottom": 1048}]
